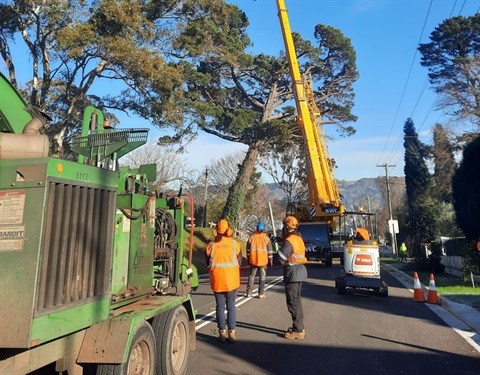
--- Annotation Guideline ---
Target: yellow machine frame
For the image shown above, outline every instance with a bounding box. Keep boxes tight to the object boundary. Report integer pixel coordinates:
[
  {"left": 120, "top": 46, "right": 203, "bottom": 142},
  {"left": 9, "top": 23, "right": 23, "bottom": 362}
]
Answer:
[{"left": 276, "top": 0, "right": 344, "bottom": 231}]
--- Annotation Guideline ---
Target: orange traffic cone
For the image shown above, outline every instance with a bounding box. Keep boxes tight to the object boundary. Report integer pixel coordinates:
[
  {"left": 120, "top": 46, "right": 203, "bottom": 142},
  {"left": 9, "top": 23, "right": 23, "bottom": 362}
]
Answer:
[
  {"left": 413, "top": 272, "right": 426, "bottom": 302},
  {"left": 427, "top": 274, "right": 439, "bottom": 304}
]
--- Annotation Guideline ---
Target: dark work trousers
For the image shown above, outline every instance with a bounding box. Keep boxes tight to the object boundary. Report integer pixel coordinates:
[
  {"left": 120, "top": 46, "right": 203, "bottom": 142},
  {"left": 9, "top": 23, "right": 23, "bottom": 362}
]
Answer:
[
  {"left": 285, "top": 281, "right": 304, "bottom": 332},
  {"left": 214, "top": 289, "right": 237, "bottom": 330},
  {"left": 246, "top": 265, "right": 267, "bottom": 294}
]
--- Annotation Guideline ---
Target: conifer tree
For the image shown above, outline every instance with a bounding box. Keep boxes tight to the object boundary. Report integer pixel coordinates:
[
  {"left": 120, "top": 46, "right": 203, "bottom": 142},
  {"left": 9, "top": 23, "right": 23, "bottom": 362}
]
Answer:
[
  {"left": 403, "top": 118, "right": 438, "bottom": 255},
  {"left": 432, "top": 124, "right": 456, "bottom": 204},
  {"left": 419, "top": 14, "right": 480, "bottom": 132}
]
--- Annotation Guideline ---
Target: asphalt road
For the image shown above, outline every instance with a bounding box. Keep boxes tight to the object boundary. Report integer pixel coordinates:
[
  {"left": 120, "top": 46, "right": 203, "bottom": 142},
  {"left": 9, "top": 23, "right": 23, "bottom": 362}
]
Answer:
[{"left": 187, "top": 262, "right": 480, "bottom": 375}]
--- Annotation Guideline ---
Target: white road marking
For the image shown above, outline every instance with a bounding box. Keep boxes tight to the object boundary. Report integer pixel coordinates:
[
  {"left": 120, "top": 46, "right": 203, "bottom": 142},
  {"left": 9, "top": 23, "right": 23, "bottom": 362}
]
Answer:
[
  {"left": 194, "top": 276, "right": 284, "bottom": 330},
  {"left": 386, "top": 265, "right": 480, "bottom": 353},
  {"left": 196, "top": 265, "right": 480, "bottom": 355},
  {"left": 425, "top": 303, "right": 480, "bottom": 353}
]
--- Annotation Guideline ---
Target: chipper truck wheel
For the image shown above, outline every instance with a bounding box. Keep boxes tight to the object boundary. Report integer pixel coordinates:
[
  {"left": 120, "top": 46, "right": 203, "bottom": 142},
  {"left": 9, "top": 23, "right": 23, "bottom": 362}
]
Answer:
[
  {"left": 97, "top": 322, "right": 156, "bottom": 375},
  {"left": 152, "top": 305, "right": 190, "bottom": 375}
]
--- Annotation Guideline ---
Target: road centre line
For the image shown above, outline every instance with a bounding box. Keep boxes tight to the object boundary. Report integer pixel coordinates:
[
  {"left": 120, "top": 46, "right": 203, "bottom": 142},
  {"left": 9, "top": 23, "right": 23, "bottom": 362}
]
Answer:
[{"left": 194, "top": 276, "right": 284, "bottom": 330}]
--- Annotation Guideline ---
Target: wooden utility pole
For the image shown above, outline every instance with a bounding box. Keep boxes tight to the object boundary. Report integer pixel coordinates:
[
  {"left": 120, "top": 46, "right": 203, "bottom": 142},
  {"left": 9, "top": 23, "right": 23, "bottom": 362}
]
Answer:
[
  {"left": 377, "top": 163, "right": 397, "bottom": 257},
  {"left": 202, "top": 166, "right": 208, "bottom": 228}
]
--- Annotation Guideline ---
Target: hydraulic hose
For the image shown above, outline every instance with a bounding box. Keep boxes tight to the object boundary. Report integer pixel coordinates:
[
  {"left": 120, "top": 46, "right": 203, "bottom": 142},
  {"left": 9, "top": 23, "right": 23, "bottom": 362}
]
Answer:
[{"left": 167, "top": 192, "right": 194, "bottom": 268}]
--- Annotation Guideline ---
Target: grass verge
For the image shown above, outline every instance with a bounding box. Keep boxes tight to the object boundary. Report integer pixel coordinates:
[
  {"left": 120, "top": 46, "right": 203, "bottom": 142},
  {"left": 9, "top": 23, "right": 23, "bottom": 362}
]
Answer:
[
  {"left": 381, "top": 257, "right": 480, "bottom": 311},
  {"left": 186, "top": 227, "right": 247, "bottom": 276},
  {"left": 382, "top": 257, "right": 480, "bottom": 293}
]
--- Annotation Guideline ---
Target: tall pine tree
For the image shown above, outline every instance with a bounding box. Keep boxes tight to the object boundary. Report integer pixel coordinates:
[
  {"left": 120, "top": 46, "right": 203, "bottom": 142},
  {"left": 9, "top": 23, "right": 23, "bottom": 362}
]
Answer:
[
  {"left": 403, "top": 118, "right": 438, "bottom": 255},
  {"left": 432, "top": 124, "right": 456, "bottom": 203}
]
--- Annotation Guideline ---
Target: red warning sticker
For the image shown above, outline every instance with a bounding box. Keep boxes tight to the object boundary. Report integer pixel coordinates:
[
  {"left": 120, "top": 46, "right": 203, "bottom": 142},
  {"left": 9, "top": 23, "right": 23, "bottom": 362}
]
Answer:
[{"left": 354, "top": 253, "right": 373, "bottom": 266}]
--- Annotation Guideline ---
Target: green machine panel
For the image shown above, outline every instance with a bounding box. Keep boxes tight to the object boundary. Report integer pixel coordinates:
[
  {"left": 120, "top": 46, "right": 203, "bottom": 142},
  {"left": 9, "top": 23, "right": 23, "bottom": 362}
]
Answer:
[
  {"left": 0, "top": 184, "right": 47, "bottom": 347},
  {"left": 0, "top": 158, "right": 118, "bottom": 348},
  {"left": 115, "top": 194, "right": 155, "bottom": 301}
]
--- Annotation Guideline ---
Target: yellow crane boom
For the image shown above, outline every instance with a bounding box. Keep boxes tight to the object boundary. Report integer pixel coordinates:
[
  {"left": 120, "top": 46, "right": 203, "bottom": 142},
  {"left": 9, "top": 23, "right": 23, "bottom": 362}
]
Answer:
[{"left": 276, "top": 0, "right": 344, "bottom": 228}]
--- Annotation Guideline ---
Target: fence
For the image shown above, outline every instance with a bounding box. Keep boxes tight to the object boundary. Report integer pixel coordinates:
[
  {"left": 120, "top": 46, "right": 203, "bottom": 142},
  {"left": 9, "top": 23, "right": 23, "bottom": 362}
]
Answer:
[{"left": 208, "top": 222, "right": 248, "bottom": 240}]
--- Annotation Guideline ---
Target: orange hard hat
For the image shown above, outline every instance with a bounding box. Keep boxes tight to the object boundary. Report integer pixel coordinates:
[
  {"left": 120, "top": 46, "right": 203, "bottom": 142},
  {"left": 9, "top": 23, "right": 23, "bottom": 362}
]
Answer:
[
  {"left": 355, "top": 228, "right": 370, "bottom": 241},
  {"left": 216, "top": 219, "right": 229, "bottom": 234},
  {"left": 283, "top": 216, "right": 298, "bottom": 232}
]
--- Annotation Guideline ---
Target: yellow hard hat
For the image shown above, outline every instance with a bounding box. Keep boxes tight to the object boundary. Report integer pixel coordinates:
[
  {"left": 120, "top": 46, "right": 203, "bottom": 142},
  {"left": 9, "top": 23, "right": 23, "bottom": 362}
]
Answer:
[{"left": 283, "top": 216, "right": 298, "bottom": 232}]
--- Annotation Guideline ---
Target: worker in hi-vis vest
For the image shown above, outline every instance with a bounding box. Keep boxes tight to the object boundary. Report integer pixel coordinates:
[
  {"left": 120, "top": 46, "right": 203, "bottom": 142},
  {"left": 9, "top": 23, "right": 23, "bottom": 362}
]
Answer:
[
  {"left": 245, "top": 223, "right": 273, "bottom": 299},
  {"left": 277, "top": 216, "right": 308, "bottom": 340},
  {"left": 205, "top": 219, "right": 241, "bottom": 343},
  {"left": 399, "top": 242, "right": 407, "bottom": 258}
]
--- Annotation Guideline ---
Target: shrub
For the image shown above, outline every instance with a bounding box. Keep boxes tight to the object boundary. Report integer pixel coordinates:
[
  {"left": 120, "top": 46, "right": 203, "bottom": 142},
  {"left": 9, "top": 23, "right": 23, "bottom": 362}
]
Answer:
[{"left": 427, "top": 241, "right": 445, "bottom": 274}]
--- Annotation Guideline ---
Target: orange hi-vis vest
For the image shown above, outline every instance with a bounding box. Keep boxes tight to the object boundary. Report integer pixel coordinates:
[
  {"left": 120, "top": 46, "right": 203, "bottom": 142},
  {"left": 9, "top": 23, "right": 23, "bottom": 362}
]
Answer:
[
  {"left": 247, "top": 232, "right": 271, "bottom": 266},
  {"left": 206, "top": 237, "right": 241, "bottom": 293},
  {"left": 285, "top": 234, "right": 307, "bottom": 265}
]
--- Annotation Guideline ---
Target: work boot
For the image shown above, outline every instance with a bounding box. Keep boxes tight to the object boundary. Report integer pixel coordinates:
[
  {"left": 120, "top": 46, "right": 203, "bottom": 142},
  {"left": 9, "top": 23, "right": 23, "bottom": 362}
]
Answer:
[
  {"left": 258, "top": 293, "right": 266, "bottom": 299},
  {"left": 218, "top": 329, "right": 227, "bottom": 343},
  {"left": 228, "top": 329, "right": 236, "bottom": 343},
  {"left": 287, "top": 327, "right": 306, "bottom": 336},
  {"left": 284, "top": 329, "right": 305, "bottom": 340}
]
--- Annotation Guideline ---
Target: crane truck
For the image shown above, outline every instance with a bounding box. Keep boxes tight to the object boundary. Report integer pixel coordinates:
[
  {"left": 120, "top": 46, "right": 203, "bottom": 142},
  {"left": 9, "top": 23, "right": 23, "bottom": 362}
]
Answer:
[
  {"left": 276, "top": 1, "right": 388, "bottom": 296},
  {"left": 275, "top": 0, "right": 345, "bottom": 267},
  {"left": 0, "top": 72, "right": 198, "bottom": 374}
]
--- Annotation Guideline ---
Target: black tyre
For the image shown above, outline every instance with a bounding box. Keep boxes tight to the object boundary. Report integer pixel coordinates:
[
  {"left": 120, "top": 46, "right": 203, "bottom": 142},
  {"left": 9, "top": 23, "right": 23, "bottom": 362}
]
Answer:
[
  {"left": 96, "top": 322, "right": 156, "bottom": 375},
  {"left": 379, "top": 282, "right": 389, "bottom": 297},
  {"left": 335, "top": 278, "right": 347, "bottom": 295},
  {"left": 325, "top": 257, "right": 333, "bottom": 268},
  {"left": 152, "top": 305, "right": 190, "bottom": 375}
]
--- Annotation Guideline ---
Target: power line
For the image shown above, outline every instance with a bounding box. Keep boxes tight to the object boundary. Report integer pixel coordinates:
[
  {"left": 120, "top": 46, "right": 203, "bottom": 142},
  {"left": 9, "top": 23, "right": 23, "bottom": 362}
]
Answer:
[
  {"left": 449, "top": 0, "right": 459, "bottom": 17},
  {"left": 376, "top": 0, "right": 471, "bottom": 176},
  {"left": 399, "top": 0, "right": 467, "bottom": 153},
  {"left": 373, "top": 1, "right": 434, "bottom": 177}
]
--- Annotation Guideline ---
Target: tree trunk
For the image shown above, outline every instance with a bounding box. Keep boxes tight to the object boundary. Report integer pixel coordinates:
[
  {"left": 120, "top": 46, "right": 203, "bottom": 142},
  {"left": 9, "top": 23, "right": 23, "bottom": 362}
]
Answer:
[{"left": 221, "top": 143, "right": 260, "bottom": 230}]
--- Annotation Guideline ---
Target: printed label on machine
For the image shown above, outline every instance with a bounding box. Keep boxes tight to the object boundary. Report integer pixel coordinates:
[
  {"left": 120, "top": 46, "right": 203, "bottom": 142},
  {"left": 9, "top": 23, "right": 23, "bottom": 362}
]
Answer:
[
  {"left": 123, "top": 210, "right": 131, "bottom": 232},
  {"left": 354, "top": 253, "right": 373, "bottom": 266},
  {"left": 0, "top": 225, "right": 25, "bottom": 251},
  {"left": 0, "top": 190, "right": 26, "bottom": 225}
]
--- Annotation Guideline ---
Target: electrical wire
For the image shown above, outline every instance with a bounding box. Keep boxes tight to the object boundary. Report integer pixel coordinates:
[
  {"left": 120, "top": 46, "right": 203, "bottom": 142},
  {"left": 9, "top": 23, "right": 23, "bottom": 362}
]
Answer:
[
  {"left": 373, "top": 0, "right": 434, "bottom": 178},
  {"left": 450, "top": 1, "right": 459, "bottom": 17},
  {"left": 374, "top": 0, "right": 473, "bottom": 177}
]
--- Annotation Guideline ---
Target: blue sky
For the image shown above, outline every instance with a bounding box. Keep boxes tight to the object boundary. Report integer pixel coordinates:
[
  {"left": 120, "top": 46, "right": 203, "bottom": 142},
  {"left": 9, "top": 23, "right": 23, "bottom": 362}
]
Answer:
[
  {"left": 209, "top": 0, "right": 479, "bottom": 181},
  {"left": 3, "top": 1, "right": 479, "bottom": 181},
  {"left": 171, "top": 0, "right": 479, "bottom": 181}
]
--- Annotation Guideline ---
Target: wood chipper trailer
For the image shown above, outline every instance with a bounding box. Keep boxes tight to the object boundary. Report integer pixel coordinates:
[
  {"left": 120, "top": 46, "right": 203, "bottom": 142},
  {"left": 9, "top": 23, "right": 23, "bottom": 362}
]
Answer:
[{"left": 0, "top": 72, "right": 198, "bottom": 375}]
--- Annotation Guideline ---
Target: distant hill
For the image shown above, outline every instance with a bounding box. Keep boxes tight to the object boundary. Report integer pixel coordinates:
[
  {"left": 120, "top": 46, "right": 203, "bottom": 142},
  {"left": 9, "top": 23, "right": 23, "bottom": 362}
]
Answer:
[
  {"left": 337, "top": 178, "right": 381, "bottom": 211},
  {"left": 266, "top": 178, "right": 382, "bottom": 212}
]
